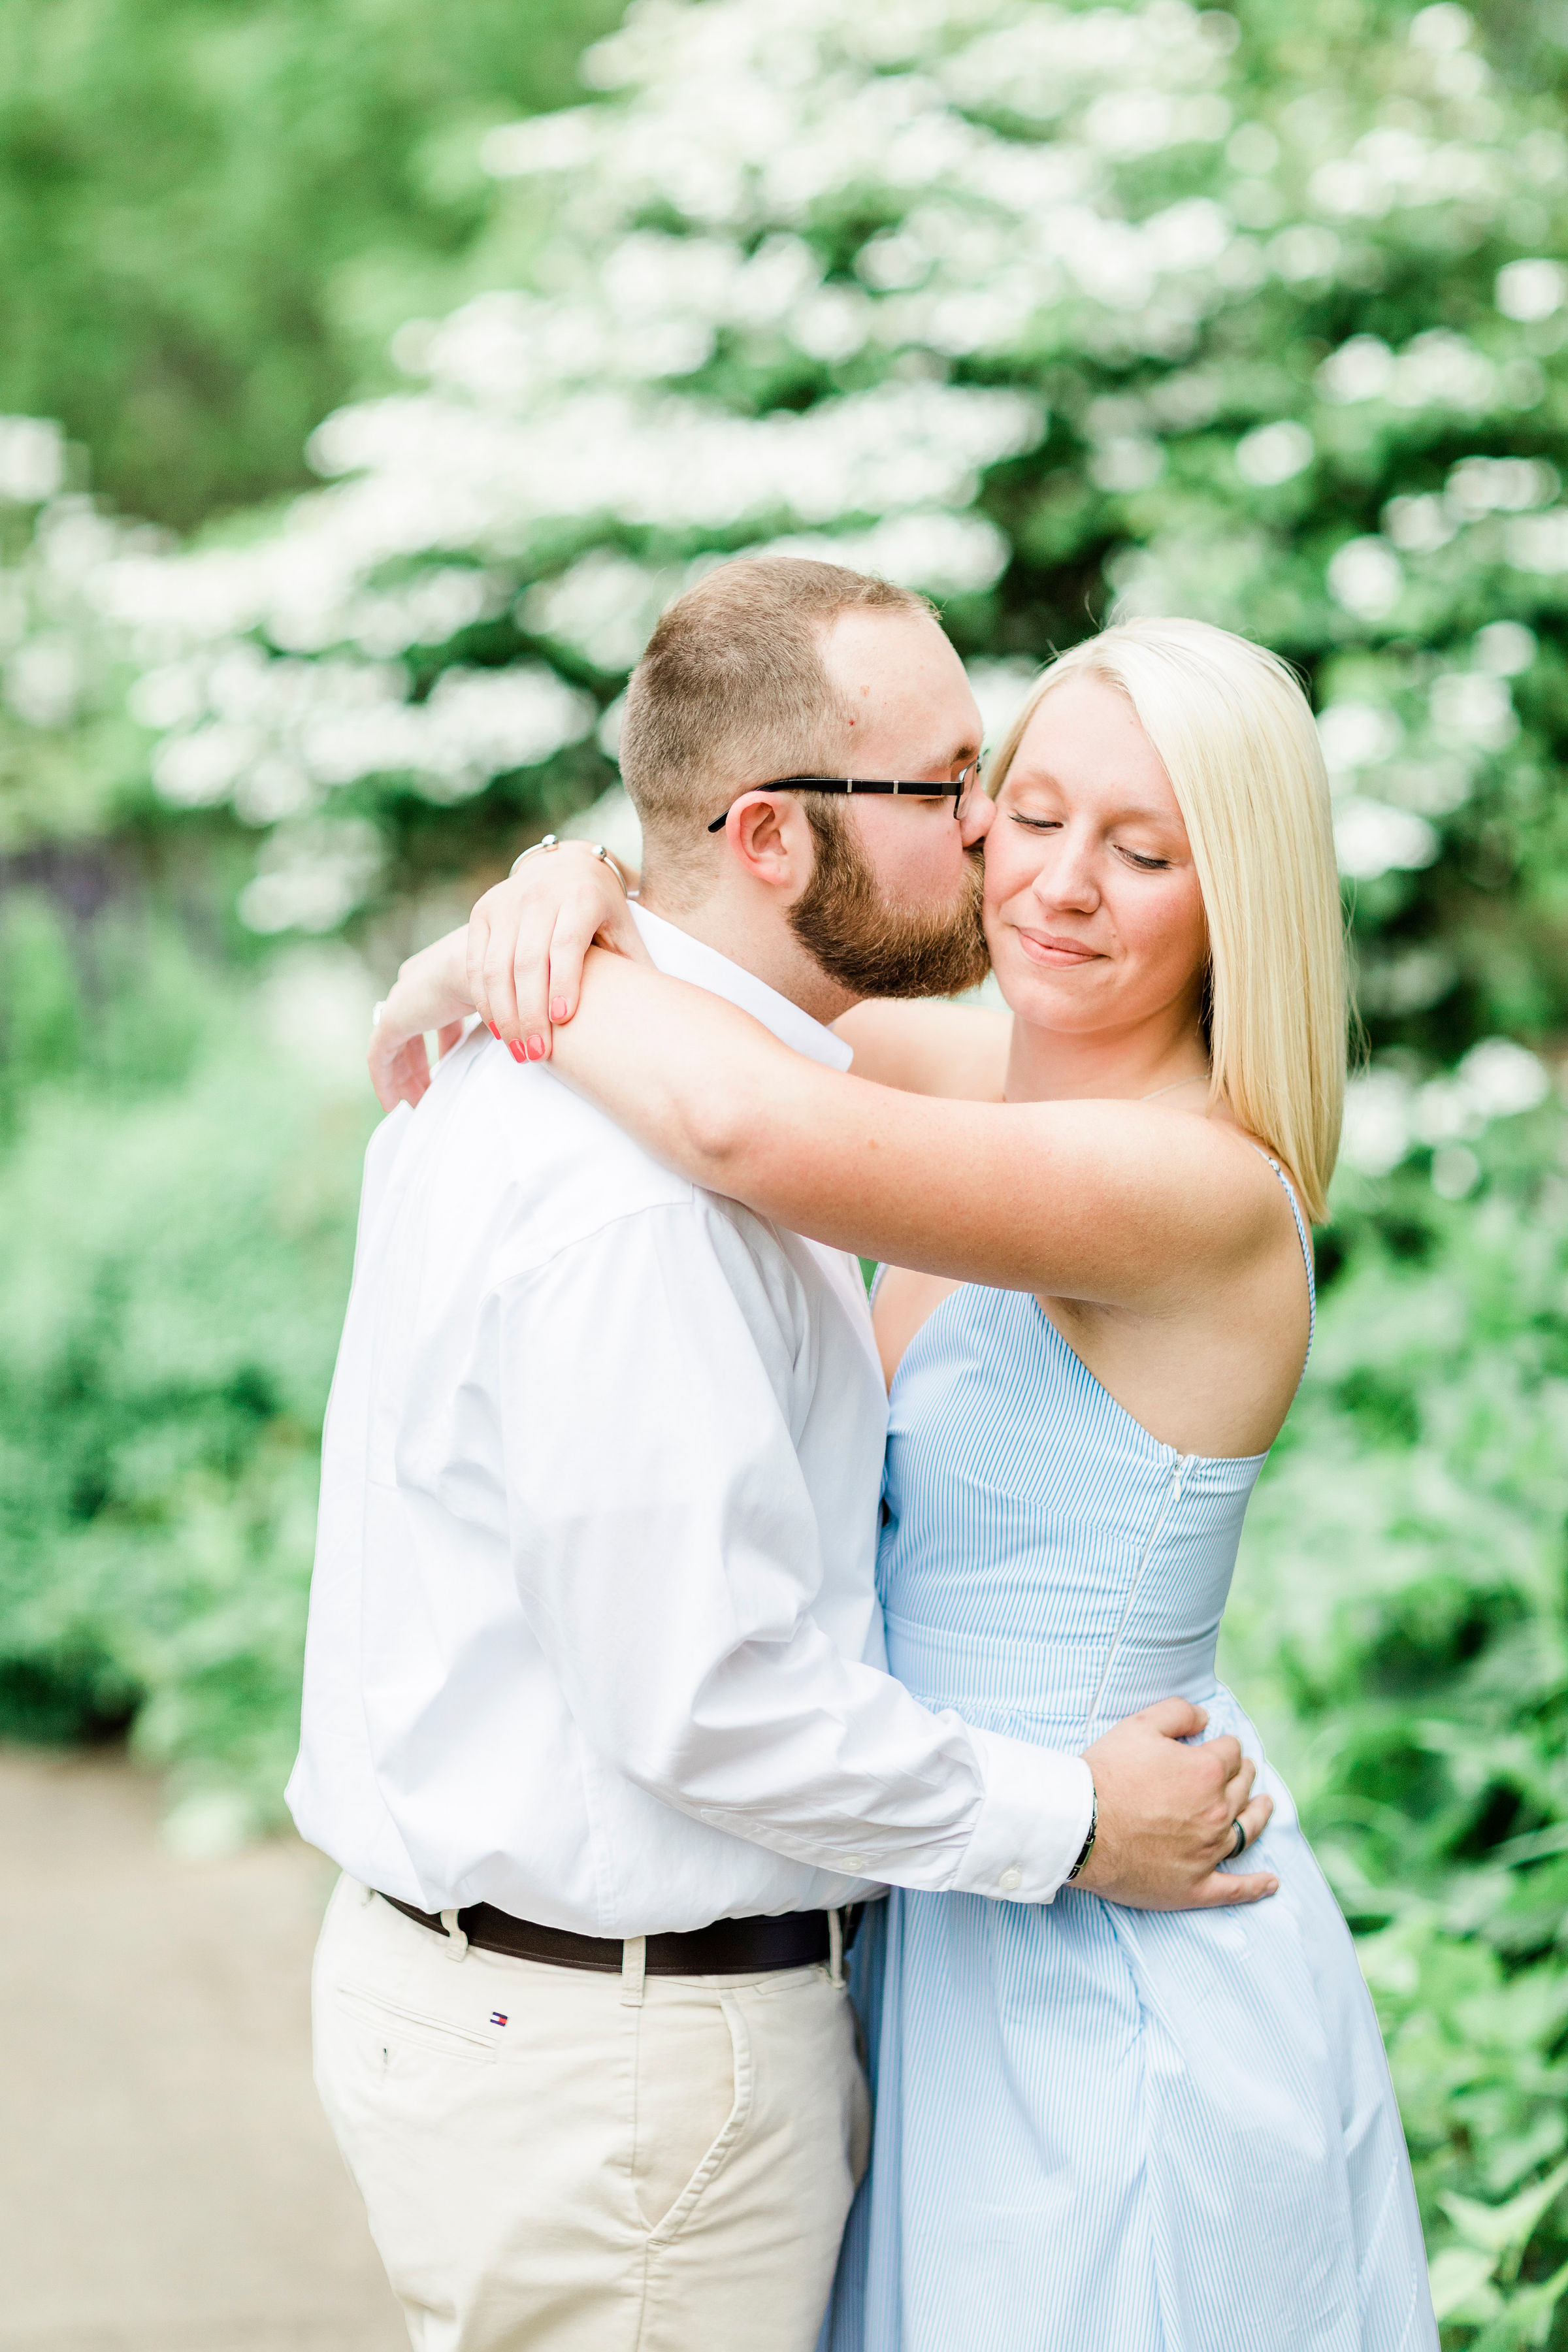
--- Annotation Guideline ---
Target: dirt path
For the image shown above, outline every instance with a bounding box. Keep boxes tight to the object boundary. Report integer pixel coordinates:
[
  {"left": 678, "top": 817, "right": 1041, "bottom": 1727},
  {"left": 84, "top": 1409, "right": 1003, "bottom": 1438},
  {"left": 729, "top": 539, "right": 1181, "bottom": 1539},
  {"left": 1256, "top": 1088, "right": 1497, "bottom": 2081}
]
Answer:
[{"left": 0, "top": 1746, "right": 405, "bottom": 2352}]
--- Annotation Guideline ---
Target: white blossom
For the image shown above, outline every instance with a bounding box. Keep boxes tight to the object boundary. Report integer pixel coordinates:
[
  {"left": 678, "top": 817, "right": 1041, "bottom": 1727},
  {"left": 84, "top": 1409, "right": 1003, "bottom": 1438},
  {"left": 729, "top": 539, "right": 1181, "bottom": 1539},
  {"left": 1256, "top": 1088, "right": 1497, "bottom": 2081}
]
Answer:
[
  {"left": 1340, "top": 1039, "right": 1548, "bottom": 1180},
  {"left": 5, "top": 636, "right": 83, "bottom": 729},
  {"left": 966, "top": 657, "right": 1042, "bottom": 750},
  {"left": 1410, "top": 7, "right": 1474, "bottom": 54},
  {"left": 1429, "top": 1144, "right": 1480, "bottom": 1200},
  {"left": 1383, "top": 494, "right": 1456, "bottom": 555},
  {"left": 0, "top": 418, "right": 65, "bottom": 506},
  {"left": 1328, "top": 538, "right": 1404, "bottom": 621},
  {"left": 1333, "top": 799, "right": 1439, "bottom": 881},
  {"left": 1316, "top": 329, "right": 1497, "bottom": 412},
  {"left": 750, "top": 511, "right": 1013, "bottom": 596},
  {"left": 1428, "top": 672, "right": 1516, "bottom": 751},
  {"left": 1318, "top": 701, "right": 1403, "bottom": 778},
  {"left": 1318, "top": 335, "right": 1396, "bottom": 404},
  {"left": 1341, "top": 1070, "right": 1418, "bottom": 1176},
  {"left": 1454, "top": 1037, "right": 1550, "bottom": 1118},
  {"left": 1495, "top": 259, "right": 1568, "bottom": 321},
  {"left": 1445, "top": 456, "right": 1558, "bottom": 519},
  {"left": 1505, "top": 510, "right": 1568, "bottom": 573},
  {"left": 0, "top": 0, "right": 1561, "bottom": 968},
  {"left": 1472, "top": 621, "right": 1536, "bottom": 675},
  {"left": 1235, "top": 421, "right": 1314, "bottom": 486},
  {"left": 238, "top": 819, "right": 383, "bottom": 936},
  {"left": 559, "top": 780, "right": 646, "bottom": 869}
]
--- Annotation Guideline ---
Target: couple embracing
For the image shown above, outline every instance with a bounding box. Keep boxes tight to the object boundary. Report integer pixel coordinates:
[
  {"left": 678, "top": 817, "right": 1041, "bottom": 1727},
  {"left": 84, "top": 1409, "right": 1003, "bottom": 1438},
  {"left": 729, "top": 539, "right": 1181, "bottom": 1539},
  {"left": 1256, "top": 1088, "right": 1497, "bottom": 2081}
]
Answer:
[{"left": 287, "top": 558, "right": 1436, "bottom": 2351}]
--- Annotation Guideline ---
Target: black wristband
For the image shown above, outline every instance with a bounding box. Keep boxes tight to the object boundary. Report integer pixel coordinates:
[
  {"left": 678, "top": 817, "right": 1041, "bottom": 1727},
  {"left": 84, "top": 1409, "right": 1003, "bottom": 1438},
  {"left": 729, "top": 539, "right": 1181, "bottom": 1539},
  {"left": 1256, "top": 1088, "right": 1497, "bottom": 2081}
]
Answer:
[{"left": 1067, "top": 1781, "right": 1098, "bottom": 1882}]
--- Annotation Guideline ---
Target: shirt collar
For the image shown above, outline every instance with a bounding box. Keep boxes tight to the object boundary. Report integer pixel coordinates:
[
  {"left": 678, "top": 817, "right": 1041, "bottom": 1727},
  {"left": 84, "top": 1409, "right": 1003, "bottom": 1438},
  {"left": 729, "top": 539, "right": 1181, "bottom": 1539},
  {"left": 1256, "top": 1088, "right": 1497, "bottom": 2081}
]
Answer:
[{"left": 630, "top": 906, "right": 853, "bottom": 1073}]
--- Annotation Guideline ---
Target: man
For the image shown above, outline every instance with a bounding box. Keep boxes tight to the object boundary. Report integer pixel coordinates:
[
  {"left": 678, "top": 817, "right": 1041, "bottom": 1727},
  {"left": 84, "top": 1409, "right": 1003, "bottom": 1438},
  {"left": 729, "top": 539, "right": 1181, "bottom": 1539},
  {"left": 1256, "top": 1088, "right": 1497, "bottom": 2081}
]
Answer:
[{"left": 289, "top": 559, "right": 1275, "bottom": 2352}]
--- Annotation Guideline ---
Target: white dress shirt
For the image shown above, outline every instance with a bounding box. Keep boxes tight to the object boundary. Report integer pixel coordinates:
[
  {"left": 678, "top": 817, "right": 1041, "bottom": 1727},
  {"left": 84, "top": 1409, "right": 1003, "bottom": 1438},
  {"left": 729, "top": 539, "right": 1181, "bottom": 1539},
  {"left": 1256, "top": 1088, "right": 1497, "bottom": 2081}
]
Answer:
[{"left": 286, "top": 907, "right": 1093, "bottom": 1932}]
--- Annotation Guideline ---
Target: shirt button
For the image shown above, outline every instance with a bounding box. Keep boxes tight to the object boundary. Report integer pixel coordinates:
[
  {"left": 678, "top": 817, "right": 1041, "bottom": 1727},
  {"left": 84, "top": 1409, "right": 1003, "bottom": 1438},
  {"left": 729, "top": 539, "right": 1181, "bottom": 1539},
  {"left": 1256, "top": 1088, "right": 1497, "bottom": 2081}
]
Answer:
[
  {"left": 999, "top": 1865, "right": 1023, "bottom": 1893},
  {"left": 843, "top": 1854, "right": 867, "bottom": 1873}
]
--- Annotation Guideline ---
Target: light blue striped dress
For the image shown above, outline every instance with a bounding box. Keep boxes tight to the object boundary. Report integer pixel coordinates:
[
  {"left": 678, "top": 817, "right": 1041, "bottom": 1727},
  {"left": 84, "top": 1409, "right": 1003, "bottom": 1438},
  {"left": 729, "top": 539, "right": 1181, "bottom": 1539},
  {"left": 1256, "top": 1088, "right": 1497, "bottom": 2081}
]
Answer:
[{"left": 825, "top": 1166, "right": 1437, "bottom": 2352}]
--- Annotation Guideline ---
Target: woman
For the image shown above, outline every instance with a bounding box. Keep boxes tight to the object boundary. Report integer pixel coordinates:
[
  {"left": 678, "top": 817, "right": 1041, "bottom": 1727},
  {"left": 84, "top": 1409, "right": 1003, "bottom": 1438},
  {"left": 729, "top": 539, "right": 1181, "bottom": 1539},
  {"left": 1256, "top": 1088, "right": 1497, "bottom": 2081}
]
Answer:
[{"left": 374, "top": 616, "right": 1435, "bottom": 2350}]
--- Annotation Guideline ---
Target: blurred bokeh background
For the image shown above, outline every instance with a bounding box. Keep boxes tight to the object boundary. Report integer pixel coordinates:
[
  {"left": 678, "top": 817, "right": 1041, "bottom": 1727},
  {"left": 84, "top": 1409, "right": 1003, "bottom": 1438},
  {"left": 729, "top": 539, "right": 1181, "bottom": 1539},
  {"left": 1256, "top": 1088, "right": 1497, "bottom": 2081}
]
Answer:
[{"left": 3, "top": 0, "right": 1568, "bottom": 2340}]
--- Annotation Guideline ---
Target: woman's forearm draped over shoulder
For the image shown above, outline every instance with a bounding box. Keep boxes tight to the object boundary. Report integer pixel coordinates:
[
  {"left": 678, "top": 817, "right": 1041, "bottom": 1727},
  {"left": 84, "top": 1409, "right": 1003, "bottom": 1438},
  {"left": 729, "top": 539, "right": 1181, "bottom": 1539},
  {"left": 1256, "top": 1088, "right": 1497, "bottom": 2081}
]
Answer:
[
  {"left": 368, "top": 926, "right": 474, "bottom": 1109},
  {"left": 549, "top": 951, "right": 1281, "bottom": 1309}
]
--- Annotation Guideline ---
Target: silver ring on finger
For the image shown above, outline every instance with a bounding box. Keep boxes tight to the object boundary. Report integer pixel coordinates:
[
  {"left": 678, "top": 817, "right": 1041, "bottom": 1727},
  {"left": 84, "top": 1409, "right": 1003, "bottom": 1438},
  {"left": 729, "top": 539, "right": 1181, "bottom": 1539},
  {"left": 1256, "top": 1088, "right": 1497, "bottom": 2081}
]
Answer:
[{"left": 1228, "top": 1819, "right": 1248, "bottom": 1861}]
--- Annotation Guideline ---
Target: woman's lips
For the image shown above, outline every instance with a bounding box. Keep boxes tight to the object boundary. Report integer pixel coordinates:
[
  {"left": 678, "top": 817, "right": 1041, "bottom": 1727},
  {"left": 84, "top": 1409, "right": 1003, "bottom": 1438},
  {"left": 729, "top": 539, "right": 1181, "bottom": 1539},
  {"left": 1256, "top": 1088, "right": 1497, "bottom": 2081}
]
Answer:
[{"left": 1014, "top": 927, "right": 1100, "bottom": 967}]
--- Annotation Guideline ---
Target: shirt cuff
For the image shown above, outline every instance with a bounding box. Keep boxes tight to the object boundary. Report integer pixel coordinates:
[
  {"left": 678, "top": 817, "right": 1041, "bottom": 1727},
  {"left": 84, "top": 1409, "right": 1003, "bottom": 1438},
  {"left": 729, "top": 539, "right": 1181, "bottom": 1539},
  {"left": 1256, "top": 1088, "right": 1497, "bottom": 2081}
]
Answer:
[{"left": 950, "top": 1730, "right": 1096, "bottom": 1904}]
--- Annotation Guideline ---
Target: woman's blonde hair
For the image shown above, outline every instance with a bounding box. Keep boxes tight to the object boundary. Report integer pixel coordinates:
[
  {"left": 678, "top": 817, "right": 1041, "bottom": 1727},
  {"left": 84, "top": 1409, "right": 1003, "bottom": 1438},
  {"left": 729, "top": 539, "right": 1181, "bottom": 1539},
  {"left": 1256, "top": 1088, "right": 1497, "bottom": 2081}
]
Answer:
[{"left": 987, "top": 616, "right": 1346, "bottom": 1222}]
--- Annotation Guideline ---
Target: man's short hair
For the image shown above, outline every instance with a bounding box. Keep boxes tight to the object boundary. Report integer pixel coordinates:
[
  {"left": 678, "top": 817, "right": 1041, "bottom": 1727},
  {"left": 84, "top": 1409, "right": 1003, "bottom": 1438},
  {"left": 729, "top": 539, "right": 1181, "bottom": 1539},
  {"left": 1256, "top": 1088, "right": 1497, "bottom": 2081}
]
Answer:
[{"left": 619, "top": 557, "right": 934, "bottom": 898}]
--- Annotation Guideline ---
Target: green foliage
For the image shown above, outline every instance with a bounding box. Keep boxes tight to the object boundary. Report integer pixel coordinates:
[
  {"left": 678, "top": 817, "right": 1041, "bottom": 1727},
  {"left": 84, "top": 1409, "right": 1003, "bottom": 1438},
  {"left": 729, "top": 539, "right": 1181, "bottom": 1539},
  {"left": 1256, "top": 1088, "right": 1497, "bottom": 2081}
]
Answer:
[
  {"left": 1225, "top": 1116, "right": 1568, "bottom": 2344},
  {"left": 0, "top": 0, "right": 623, "bottom": 527},
  {"left": 0, "top": 890, "right": 372, "bottom": 1821}
]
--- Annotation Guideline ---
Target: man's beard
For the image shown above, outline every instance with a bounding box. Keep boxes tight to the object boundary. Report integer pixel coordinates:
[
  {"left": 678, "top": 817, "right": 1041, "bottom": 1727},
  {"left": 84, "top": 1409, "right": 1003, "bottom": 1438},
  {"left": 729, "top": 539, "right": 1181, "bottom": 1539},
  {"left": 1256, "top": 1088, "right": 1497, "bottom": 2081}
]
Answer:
[{"left": 787, "top": 803, "right": 992, "bottom": 1000}]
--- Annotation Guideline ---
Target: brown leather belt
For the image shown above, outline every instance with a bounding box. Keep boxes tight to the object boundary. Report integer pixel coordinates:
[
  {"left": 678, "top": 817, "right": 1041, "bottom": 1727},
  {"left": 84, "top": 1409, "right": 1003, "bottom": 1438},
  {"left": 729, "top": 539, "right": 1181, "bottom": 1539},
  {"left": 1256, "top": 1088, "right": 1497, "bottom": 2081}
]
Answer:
[{"left": 378, "top": 1894, "right": 862, "bottom": 1976}]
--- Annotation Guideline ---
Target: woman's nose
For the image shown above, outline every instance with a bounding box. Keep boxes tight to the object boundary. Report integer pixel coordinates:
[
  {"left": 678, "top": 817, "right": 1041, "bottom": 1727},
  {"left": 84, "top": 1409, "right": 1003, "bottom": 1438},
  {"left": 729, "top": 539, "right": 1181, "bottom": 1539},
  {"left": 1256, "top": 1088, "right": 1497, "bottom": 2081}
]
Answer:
[{"left": 1033, "top": 839, "right": 1099, "bottom": 912}]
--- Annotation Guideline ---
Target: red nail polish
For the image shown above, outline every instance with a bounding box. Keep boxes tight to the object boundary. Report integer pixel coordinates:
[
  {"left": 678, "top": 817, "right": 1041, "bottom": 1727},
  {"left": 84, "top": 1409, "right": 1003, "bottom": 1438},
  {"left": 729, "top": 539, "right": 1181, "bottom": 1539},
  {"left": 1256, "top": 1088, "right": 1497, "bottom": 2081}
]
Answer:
[
  {"left": 487, "top": 1022, "right": 500, "bottom": 1039},
  {"left": 526, "top": 1035, "right": 546, "bottom": 1061},
  {"left": 508, "top": 1040, "right": 525, "bottom": 1063},
  {"left": 551, "top": 998, "right": 568, "bottom": 1023}
]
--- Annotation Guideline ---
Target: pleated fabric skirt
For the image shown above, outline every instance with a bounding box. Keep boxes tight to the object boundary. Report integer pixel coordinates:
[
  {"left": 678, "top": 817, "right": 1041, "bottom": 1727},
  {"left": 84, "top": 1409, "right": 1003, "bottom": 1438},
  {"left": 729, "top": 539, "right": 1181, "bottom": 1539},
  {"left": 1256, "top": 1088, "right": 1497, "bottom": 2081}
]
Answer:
[{"left": 821, "top": 1708, "right": 1436, "bottom": 2352}]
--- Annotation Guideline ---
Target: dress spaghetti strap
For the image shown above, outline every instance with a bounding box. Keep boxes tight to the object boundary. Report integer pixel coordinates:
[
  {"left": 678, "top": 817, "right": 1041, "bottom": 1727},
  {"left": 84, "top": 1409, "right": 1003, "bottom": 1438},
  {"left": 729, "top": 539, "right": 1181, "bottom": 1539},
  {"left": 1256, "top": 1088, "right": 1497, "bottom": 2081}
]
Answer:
[{"left": 1247, "top": 1142, "right": 1316, "bottom": 1358}]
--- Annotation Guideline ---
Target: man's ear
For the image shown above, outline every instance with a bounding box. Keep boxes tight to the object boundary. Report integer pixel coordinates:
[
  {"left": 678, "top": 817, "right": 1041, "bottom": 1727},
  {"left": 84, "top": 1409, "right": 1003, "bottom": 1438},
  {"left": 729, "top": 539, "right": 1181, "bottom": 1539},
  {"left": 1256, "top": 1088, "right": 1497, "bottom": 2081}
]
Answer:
[{"left": 721, "top": 792, "right": 817, "bottom": 894}]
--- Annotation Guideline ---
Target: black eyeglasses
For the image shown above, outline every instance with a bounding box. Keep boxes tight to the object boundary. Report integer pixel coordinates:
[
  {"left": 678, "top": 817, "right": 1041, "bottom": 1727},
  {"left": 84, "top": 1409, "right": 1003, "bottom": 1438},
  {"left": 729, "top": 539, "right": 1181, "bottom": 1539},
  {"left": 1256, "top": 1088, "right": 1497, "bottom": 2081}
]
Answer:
[{"left": 706, "top": 759, "right": 981, "bottom": 834}]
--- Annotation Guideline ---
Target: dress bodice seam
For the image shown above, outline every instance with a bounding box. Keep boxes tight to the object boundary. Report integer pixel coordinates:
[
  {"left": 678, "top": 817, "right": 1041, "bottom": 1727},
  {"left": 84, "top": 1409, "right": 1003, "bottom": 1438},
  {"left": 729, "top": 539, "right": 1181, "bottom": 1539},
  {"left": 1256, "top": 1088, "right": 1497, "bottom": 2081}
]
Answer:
[{"left": 892, "top": 1280, "right": 1270, "bottom": 1471}]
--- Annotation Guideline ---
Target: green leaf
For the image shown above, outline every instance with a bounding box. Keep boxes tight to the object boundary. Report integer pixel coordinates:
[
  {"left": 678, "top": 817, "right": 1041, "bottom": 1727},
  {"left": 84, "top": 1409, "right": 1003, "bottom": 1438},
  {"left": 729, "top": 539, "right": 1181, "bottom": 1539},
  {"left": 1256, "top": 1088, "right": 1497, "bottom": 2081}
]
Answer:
[
  {"left": 1441, "top": 2155, "right": 1568, "bottom": 2266},
  {"left": 1428, "top": 2245, "right": 1503, "bottom": 2325},
  {"left": 1469, "top": 2257, "right": 1568, "bottom": 2352}
]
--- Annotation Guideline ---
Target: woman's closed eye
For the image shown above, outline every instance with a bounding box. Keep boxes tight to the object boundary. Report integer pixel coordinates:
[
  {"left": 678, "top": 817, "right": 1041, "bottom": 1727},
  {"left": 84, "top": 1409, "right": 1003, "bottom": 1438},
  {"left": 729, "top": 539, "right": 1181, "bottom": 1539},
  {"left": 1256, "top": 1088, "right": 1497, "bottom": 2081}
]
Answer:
[{"left": 1009, "top": 812, "right": 1173, "bottom": 872}]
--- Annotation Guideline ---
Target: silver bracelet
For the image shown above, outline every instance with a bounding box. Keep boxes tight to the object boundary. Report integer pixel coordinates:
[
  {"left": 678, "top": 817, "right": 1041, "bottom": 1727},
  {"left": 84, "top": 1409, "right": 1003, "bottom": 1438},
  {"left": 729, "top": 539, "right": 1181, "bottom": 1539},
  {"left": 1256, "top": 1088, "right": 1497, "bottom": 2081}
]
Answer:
[{"left": 508, "top": 834, "right": 630, "bottom": 899}]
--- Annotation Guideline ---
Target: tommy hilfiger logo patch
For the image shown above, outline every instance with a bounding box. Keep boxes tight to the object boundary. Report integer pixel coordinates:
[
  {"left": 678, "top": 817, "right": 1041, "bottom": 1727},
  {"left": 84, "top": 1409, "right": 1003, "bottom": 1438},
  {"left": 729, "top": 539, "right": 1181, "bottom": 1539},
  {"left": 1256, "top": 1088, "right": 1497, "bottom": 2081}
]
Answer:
[{"left": 491, "top": 2012, "right": 508, "bottom": 2027}]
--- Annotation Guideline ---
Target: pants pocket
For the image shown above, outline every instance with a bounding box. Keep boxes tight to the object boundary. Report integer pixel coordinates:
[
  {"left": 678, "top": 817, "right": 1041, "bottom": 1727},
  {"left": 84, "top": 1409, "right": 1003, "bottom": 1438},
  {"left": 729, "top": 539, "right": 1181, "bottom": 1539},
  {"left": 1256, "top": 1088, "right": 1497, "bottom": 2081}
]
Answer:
[
  {"left": 633, "top": 1990, "right": 753, "bottom": 2240},
  {"left": 334, "top": 1983, "right": 499, "bottom": 2066}
]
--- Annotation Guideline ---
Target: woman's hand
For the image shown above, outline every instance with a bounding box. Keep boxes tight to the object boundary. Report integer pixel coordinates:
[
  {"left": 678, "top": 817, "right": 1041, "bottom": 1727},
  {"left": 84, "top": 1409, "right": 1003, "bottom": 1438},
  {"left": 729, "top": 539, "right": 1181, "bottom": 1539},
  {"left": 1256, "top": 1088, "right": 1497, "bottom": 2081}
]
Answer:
[
  {"left": 367, "top": 840, "right": 647, "bottom": 1110},
  {"left": 368, "top": 928, "right": 472, "bottom": 1111},
  {"left": 467, "top": 842, "right": 646, "bottom": 1061}
]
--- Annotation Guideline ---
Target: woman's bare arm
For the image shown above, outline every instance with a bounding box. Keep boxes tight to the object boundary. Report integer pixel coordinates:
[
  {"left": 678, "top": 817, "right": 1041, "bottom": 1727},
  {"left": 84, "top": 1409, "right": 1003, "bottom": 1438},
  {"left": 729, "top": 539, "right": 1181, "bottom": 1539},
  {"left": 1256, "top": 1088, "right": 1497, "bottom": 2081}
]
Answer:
[
  {"left": 831, "top": 999, "right": 1012, "bottom": 1100},
  {"left": 367, "top": 927, "right": 472, "bottom": 1109},
  {"left": 552, "top": 951, "right": 1286, "bottom": 1313},
  {"left": 365, "top": 836, "right": 655, "bottom": 1107},
  {"left": 410, "top": 845, "right": 1009, "bottom": 1101}
]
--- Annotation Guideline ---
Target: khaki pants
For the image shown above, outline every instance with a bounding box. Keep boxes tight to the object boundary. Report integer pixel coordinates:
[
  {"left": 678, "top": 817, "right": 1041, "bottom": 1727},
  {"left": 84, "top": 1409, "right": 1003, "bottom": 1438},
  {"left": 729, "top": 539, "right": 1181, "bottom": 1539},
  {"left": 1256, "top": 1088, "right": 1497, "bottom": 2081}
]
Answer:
[{"left": 312, "top": 1877, "right": 870, "bottom": 2352}]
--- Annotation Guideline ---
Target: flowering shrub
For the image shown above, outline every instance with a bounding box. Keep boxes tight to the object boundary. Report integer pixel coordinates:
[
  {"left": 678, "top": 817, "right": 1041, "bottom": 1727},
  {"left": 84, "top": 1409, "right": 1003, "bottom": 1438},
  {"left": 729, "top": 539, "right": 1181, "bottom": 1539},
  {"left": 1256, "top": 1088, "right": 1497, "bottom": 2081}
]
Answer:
[{"left": 4, "top": 0, "right": 1565, "bottom": 1143}]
